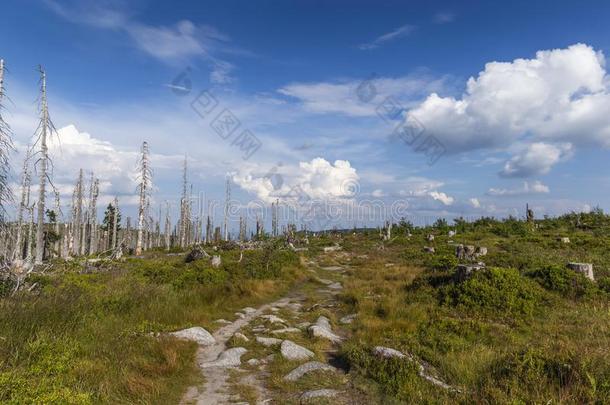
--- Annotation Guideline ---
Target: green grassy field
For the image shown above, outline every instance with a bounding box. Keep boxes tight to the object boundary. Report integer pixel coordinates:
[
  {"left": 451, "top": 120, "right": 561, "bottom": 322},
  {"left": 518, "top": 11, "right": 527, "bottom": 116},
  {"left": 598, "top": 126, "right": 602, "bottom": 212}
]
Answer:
[
  {"left": 0, "top": 247, "right": 302, "bottom": 404},
  {"left": 1, "top": 210, "right": 610, "bottom": 404}
]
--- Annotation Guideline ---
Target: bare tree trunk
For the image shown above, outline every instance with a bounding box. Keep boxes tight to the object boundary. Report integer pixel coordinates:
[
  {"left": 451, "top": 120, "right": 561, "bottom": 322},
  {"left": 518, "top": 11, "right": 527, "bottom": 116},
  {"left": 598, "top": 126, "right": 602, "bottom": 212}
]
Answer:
[
  {"left": 14, "top": 147, "right": 31, "bottom": 260},
  {"left": 111, "top": 197, "right": 119, "bottom": 250},
  {"left": 35, "top": 67, "right": 51, "bottom": 264},
  {"left": 164, "top": 202, "right": 171, "bottom": 250},
  {"left": 135, "top": 142, "right": 151, "bottom": 256},
  {"left": 223, "top": 176, "right": 231, "bottom": 241}
]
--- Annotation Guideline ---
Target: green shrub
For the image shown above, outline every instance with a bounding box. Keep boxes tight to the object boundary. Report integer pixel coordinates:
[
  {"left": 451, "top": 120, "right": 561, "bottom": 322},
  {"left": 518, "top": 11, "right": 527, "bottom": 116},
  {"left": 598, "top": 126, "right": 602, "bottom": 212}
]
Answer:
[
  {"left": 528, "top": 265, "right": 597, "bottom": 299},
  {"left": 598, "top": 277, "right": 610, "bottom": 294},
  {"left": 440, "top": 267, "right": 542, "bottom": 317},
  {"left": 344, "top": 344, "right": 421, "bottom": 400}
]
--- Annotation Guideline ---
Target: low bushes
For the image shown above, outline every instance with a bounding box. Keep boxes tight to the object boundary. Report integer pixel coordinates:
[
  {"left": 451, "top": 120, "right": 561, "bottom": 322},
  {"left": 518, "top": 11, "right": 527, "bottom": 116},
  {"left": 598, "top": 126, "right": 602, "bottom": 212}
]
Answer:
[{"left": 440, "top": 267, "right": 542, "bottom": 317}]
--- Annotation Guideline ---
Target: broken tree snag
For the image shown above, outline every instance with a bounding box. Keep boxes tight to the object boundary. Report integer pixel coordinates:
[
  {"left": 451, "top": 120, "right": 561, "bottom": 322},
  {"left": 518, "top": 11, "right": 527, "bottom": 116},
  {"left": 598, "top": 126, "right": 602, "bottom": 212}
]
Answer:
[
  {"left": 566, "top": 262, "right": 594, "bottom": 281},
  {"left": 35, "top": 66, "right": 56, "bottom": 264},
  {"left": 135, "top": 141, "right": 151, "bottom": 256}
]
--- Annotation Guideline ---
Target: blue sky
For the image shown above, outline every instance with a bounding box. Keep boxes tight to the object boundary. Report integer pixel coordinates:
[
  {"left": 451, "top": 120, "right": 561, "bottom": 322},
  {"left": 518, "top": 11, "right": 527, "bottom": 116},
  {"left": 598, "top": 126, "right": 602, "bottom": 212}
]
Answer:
[{"left": 1, "top": 0, "right": 610, "bottom": 230}]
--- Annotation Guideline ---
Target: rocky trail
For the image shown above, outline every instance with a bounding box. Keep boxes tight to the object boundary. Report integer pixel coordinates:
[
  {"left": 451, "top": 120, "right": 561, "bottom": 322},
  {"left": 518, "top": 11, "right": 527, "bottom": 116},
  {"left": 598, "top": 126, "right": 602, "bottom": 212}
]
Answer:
[{"left": 178, "top": 258, "right": 354, "bottom": 405}]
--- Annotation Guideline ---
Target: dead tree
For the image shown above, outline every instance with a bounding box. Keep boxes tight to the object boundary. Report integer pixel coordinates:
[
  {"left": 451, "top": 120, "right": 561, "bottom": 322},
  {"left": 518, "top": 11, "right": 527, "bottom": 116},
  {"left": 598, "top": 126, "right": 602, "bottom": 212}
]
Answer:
[
  {"left": 0, "top": 59, "right": 14, "bottom": 229},
  {"left": 14, "top": 147, "right": 32, "bottom": 260},
  {"left": 88, "top": 176, "right": 99, "bottom": 254},
  {"left": 34, "top": 67, "right": 56, "bottom": 264},
  {"left": 71, "top": 169, "right": 84, "bottom": 256},
  {"left": 164, "top": 201, "right": 171, "bottom": 250},
  {"left": 135, "top": 141, "right": 151, "bottom": 255},
  {"left": 179, "top": 155, "right": 188, "bottom": 247},
  {"left": 223, "top": 176, "right": 231, "bottom": 241}
]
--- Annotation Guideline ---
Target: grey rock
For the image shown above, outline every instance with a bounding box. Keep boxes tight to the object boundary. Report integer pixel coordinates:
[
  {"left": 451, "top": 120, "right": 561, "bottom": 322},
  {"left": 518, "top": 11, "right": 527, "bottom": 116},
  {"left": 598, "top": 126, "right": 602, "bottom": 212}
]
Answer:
[
  {"left": 211, "top": 255, "right": 222, "bottom": 268},
  {"left": 475, "top": 246, "right": 488, "bottom": 257},
  {"left": 280, "top": 340, "right": 314, "bottom": 361},
  {"left": 255, "top": 336, "right": 282, "bottom": 347},
  {"left": 260, "top": 314, "right": 286, "bottom": 324},
  {"left": 323, "top": 244, "right": 342, "bottom": 253},
  {"left": 423, "top": 246, "right": 435, "bottom": 253},
  {"left": 328, "top": 282, "right": 343, "bottom": 290},
  {"left": 567, "top": 262, "right": 595, "bottom": 281},
  {"left": 558, "top": 237, "right": 571, "bottom": 243},
  {"left": 214, "top": 319, "right": 231, "bottom": 325},
  {"left": 455, "top": 263, "right": 486, "bottom": 282},
  {"left": 300, "top": 389, "right": 341, "bottom": 402},
  {"left": 308, "top": 316, "right": 342, "bottom": 343},
  {"left": 373, "top": 346, "right": 407, "bottom": 359},
  {"left": 283, "top": 361, "right": 337, "bottom": 382},
  {"left": 340, "top": 314, "right": 357, "bottom": 324},
  {"left": 233, "top": 332, "right": 249, "bottom": 342},
  {"left": 242, "top": 307, "right": 257, "bottom": 314},
  {"left": 201, "top": 347, "right": 247, "bottom": 368},
  {"left": 169, "top": 327, "right": 215, "bottom": 346},
  {"left": 271, "top": 327, "right": 301, "bottom": 335},
  {"left": 426, "top": 234, "right": 435, "bottom": 242}
]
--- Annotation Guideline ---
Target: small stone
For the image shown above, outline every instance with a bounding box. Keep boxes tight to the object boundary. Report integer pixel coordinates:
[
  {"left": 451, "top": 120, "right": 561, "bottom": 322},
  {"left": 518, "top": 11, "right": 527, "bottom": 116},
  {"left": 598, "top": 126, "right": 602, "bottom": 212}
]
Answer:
[
  {"left": 242, "top": 307, "right": 257, "bottom": 314},
  {"left": 169, "top": 327, "right": 215, "bottom": 346},
  {"left": 300, "top": 389, "right": 342, "bottom": 402},
  {"left": 323, "top": 244, "right": 342, "bottom": 253},
  {"left": 558, "top": 237, "right": 571, "bottom": 243},
  {"left": 328, "top": 282, "right": 343, "bottom": 290},
  {"left": 201, "top": 347, "right": 247, "bottom": 368},
  {"left": 283, "top": 361, "right": 337, "bottom": 381},
  {"left": 255, "top": 336, "right": 282, "bottom": 347},
  {"left": 423, "top": 246, "right": 435, "bottom": 253},
  {"left": 567, "top": 262, "right": 595, "bottom": 281},
  {"left": 340, "top": 314, "right": 357, "bottom": 324},
  {"left": 260, "top": 314, "right": 286, "bottom": 324},
  {"left": 426, "top": 234, "right": 435, "bottom": 242},
  {"left": 247, "top": 358, "right": 261, "bottom": 366},
  {"left": 214, "top": 319, "right": 231, "bottom": 325},
  {"left": 271, "top": 327, "right": 301, "bottom": 335},
  {"left": 211, "top": 255, "right": 222, "bottom": 268},
  {"left": 235, "top": 312, "right": 245, "bottom": 319},
  {"left": 373, "top": 346, "right": 407, "bottom": 359},
  {"left": 233, "top": 332, "right": 249, "bottom": 342},
  {"left": 280, "top": 340, "right": 315, "bottom": 361},
  {"left": 455, "top": 263, "right": 486, "bottom": 282},
  {"left": 448, "top": 230, "right": 456, "bottom": 237},
  {"left": 308, "top": 316, "right": 342, "bottom": 343}
]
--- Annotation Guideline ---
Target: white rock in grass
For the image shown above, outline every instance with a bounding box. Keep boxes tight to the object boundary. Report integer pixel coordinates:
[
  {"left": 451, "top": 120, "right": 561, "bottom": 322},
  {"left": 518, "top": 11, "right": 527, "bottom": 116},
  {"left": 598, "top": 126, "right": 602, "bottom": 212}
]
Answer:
[
  {"left": 308, "top": 316, "right": 343, "bottom": 343},
  {"left": 283, "top": 361, "right": 337, "bottom": 381},
  {"left": 255, "top": 336, "right": 282, "bottom": 347},
  {"left": 270, "top": 327, "right": 301, "bottom": 335},
  {"left": 340, "top": 314, "right": 357, "bottom": 324},
  {"left": 280, "top": 340, "right": 314, "bottom": 361},
  {"left": 373, "top": 346, "right": 407, "bottom": 359},
  {"left": 211, "top": 255, "right": 222, "bottom": 268},
  {"left": 328, "top": 282, "right": 343, "bottom": 290},
  {"left": 201, "top": 347, "right": 247, "bottom": 368},
  {"left": 259, "top": 314, "right": 286, "bottom": 324},
  {"left": 567, "top": 262, "right": 595, "bottom": 281},
  {"left": 233, "top": 332, "right": 249, "bottom": 342},
  {"left": 300, "top": 389, "right": 342, "bottom": 402},
  {"left": 169, "top": 327, "right": 215, "bottom": 346},
  {"left": 214, "top": 319, "right": 231, "bottom": 325},
  {"left": 242, "top": 307, "right": 257, "bottom": 314}
]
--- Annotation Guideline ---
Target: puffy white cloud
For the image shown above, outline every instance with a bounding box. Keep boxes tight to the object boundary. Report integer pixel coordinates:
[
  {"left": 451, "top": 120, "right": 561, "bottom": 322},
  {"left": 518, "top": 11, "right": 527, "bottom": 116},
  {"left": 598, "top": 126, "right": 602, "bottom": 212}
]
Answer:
[
  {"left": 487, "top": 180, "right": 550, "bottom": 196},
  {"left": 500, "top": 142, "right": 572, "bottom": 177},
  {"left": 409, "top": 44, "right": 610, "bottom": 152},
  {"left": 371, "top": 189, "right": 386, "bottom": 198},
  {"left": 232, "top": 158, "right": 359, "bottom": 203},
  {"left": 428, "top": 191, "right": 454, "bottom": 206},
  {"left": 469, "top": 198, "right": 481, "bottom": 208}
]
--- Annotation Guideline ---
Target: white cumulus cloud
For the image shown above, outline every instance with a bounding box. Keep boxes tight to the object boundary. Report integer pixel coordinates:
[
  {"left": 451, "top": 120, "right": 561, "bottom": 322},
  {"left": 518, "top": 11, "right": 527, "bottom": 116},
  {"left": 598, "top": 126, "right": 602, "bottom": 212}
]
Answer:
[
  {"left": 500, "top": 142, "right": 572, "bottom": 177},
  {"left": 232, "top": 158, "right": 359, "bottom": 203},
  {"left": 409, "top": 44, "right": 610, "bottom": 152}
]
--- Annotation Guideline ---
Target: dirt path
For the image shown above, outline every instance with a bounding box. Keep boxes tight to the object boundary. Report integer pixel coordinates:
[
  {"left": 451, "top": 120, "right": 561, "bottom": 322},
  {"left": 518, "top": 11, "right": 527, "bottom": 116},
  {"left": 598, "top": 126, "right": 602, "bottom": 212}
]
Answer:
[{"left": 180, "top": 259, "right": 350, "bottom": 405}]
